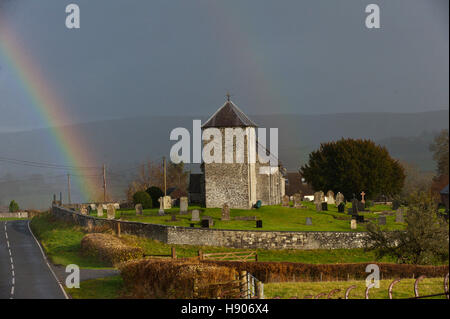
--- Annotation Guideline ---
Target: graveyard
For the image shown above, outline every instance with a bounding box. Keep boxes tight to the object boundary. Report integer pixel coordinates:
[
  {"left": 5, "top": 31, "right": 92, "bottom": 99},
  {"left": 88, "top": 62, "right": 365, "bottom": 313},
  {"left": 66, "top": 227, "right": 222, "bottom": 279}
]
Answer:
[{"left": 93, "top": 201, "right": 405, "bottom": 232}]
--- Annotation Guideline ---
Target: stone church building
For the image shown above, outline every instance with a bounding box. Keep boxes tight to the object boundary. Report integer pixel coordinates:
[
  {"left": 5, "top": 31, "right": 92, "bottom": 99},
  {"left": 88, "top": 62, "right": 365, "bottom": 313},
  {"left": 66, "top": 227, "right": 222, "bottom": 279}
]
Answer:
[{"left": 189, "top": 98, "right": 285, "bottom": 209}]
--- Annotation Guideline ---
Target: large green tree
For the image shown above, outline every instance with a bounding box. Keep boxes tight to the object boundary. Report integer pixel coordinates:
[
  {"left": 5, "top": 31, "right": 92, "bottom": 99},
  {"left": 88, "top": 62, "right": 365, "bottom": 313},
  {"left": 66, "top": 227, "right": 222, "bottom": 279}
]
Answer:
[{"left": 300, "top": 138, "right": 405, "bottom": 200}]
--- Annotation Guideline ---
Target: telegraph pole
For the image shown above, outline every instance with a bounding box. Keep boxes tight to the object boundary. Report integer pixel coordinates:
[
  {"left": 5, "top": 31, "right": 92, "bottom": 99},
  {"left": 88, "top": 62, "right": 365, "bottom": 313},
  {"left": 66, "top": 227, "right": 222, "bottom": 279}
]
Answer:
[
  {"left": 163, "top": 157, "right": 166, "bottom": 196},
  {"left": 67, "top": 173, "right": 71, "bottom": 204},
  {"left": 103, "top": 164, "right": 107, "bottom": 202}
]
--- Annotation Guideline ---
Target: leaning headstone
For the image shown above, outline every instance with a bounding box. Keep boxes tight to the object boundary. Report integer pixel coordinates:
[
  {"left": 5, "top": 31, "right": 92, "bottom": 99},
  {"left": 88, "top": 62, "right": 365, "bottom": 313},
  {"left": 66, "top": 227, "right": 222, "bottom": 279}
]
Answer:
[
  {"left": 314, "top": 191, "right": 323, "bottom": 212},
  {"left": 106, "top": 204, "right": 116, "bottom": 220},
  {"left": 395, "top": 210, "right": 404, "bottom": 223},
  {"left": 338, "top": 202, "right": 345, "bottom": 213},
  {"left": 378, "top": 216, "right": 387, "bottom": 225},
  {"left": 191, "top": 209, "right": 200, "bottom": 222},
  {"left": 335, "top": 192, "right": 345, "bottom": 206},
  {"left": 281, "top": 195, "right": 290, "bottom": 207},
  {"left": 350, "top": 219, "right": 357, "bottom": 230},
  {"left": 293, "top": 193, "right": 303, "bottom": 208},
  {"left": 179, "top": 197, "right": 188, "bottom": 214},
  {"left": 97, "top": 204, "right": 104, "bottom": 217},
  {"left": 326, "top": 190, "right": 335, "bottom": 205},
  {"left": 305, "top": 217, "right": 313, "bottom": 225},
  {"left": 221, "top": 203, "right": 230, "bottom": 221},
  {"left": 135, "top": 203, "right": 143, "bottom": 216}
]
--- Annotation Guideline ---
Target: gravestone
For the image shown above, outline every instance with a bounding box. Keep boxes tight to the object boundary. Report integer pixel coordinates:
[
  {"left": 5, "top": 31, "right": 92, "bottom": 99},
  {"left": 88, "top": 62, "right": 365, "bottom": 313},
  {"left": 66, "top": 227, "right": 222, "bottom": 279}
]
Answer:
[
  {"left": 351, "top": 195, "right": 359, "bottom": 215},
  {"left": 201, "top": 216, "right": 214, "bottom": 228},
  {"left": 356, "top": 215, "right": 364, "bottom": 223},
  {"left": 234, "top": 216, "right": 257, "bottom": 221},
  {"left": 314, "top": 191, "right": 323, "bottom": 212},
  {"left": 171, "top": 213, "right": 177, "bottom": 221},
  {"left": 335, "top": 192, "right": 345, "bottom": 206},
  {"left": 350, "top": 219, "right": 357, "bottom": 230},
  {"left": 378, "top": 216, "right": 387, "bottom": 225},
  {"left": 159, "top": 196, "right": 172, "bottom": 210},
  {"left": 326, "top": 190, "right": 335, "bottom": 205},
  {"left": 321, "top": 202, "right": 328, "bottom": 211},
  {"left": 221, "top": 203, "right": 230, "bottom": 221},
  {"left": 357, "top": 201, "right": 366, "bottom": 212},
  {"left": 106, "top": 204, "right": 115, "bottom": 220},
  {"left": 80, "top": 205, "right": 88, "bottom": 215},
  {"left": 89, "top": 204, "right": 96, "bottom": 213},
  {"left": 282, "top": 195, "right": 290, "bottom": 207},
  {"left": 360, "top": 191, "right": 366, "bottom": 204},
  {"left": 395, "top": 210, "right": 404, "bottom": 223},
  {"left": 158, "top": 197, "right": 165, "bottom": 216},
  {"left": 97, "top": 204, "right": 104, "bottom": 217},
  {"left": 293, "top": 193, "right": 303, "bottom": 208},
  {"left": 305, "top": 217, "right": 313, "bottom": 225},
  {"left": 191, "top": 209, "right": 200, "bottom": 222},
  {"left": 179, "top": 197, "right": 188, "bottom": 214},
  {"left": 113, "top": 203, "right": 120, "bottom": 210},
  {"left": 256, "top": 220, "right": 263, "bottom": 228},
  {"left": 338, "top": 202, "right": 345, "bottom": 213},
  {"left": 135, "top": 204, "right": 143, "bottom": 216}
]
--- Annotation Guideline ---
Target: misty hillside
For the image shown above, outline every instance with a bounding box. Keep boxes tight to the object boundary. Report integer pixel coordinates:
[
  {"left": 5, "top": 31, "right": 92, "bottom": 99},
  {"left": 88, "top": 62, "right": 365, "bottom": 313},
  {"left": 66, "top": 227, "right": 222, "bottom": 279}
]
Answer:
[{"left": 0, "top": 110, "right": 448, "bottom": 208}]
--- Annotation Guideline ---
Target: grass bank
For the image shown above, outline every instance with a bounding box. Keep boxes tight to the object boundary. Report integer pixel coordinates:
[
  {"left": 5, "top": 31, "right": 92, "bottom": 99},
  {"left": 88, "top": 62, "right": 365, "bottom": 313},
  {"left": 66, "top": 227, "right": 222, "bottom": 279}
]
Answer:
[{"left": 66, "top": 275, "right": 124, "bottom": 299}]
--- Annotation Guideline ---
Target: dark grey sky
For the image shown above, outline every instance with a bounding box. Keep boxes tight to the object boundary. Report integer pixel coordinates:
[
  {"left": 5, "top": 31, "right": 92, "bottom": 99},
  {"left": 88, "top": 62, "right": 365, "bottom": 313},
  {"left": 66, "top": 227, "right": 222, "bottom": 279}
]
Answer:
[{"left": 0, "top": 0, "right": 448, "bottom": 131}]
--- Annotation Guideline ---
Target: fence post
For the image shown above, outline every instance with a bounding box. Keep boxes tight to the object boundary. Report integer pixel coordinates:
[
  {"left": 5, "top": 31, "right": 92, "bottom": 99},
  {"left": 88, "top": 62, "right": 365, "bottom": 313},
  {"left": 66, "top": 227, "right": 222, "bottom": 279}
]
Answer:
[
  {"left": 240, "top": 271, "right": 247, "bottom": 299},
  {"left": 198, "top": 250, "right": 203, "bottom": 261},
  {"left": 116, "top": 221, "right": 121, "bottom": 237},
  {"left": 256, "top": 282, "right": 264, "bottom": 299},
  {"left": 255, "top": 252, "right": 258, "bottom": 262},
  {"left": 171, "top": 247, "right": 176, "bottom": 259}
]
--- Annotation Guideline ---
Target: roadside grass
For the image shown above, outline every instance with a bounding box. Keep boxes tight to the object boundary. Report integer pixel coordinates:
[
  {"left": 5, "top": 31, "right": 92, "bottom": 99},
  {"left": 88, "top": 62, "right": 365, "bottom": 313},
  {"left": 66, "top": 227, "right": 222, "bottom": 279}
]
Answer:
[
  {"left": 66, "top": 275, "right": 124, "bottom": 299},
  {"left": 93, "top": 202, "right": 404, "bottom": 232},
  {"left": 264, "top": 277, "right": 446, "bottom": 299},
  {"left": 0, "top": 217, "right": 28, "bottom": 221},
  {"left": 30, "top": 213, "right": 111, "bottom": 268}
]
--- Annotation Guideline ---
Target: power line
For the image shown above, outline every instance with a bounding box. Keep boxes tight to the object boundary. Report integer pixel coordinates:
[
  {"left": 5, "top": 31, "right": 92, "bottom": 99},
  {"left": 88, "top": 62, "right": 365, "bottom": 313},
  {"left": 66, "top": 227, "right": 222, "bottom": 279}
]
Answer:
[{"left": 0, "top": 156, "right": 102, "bottom": 170}]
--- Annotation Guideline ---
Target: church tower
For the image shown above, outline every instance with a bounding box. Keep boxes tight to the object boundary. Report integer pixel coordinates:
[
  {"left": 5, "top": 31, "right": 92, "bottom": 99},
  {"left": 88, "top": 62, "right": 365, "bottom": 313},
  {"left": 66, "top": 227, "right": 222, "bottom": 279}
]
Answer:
[{"left": 201, "top": 96, "right": 258, "bottom": 209}]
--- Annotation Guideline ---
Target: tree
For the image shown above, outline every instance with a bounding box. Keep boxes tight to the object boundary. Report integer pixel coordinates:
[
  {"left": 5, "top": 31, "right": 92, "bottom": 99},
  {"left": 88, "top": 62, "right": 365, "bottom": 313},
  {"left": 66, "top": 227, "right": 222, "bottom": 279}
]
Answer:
[
  {"left": 399, "top": 161, "right": 433, "bottom": 200},
  {"left": 430, "top": 129, "right": 449, "bottom": 177},
  {"left": 9, "top": 200, "right": 19, "bottom": 212},
  {"left": 132, "top": 191, "right": 152, "bottom": 209},
  {"left": 365, "top": 192, "right": 449, "bottom": 265},
  {"left": 146, "top": 186, "right": 164, "bottom": 208},
  {"left": 300, "top": 138, "right": 405, "bottom": 200}
]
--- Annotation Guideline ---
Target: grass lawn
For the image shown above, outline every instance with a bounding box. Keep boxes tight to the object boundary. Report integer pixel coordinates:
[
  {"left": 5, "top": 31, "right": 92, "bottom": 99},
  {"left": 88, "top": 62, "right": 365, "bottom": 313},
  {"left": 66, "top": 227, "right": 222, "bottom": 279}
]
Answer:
[
  {"left": 0, "top": 217, "right": 28, "bottom": 221},
  {"left": 93, "top": 201, "right": 404, "bottom": 232},
  {"left": 66, "top": 275, "right": 124, "bottom": 299},
  {"left": 264, "top": 277, "right": 447, "bottom": 299},
  {"left": 30, "top": 214, "right": 111, "bottom": 268}
]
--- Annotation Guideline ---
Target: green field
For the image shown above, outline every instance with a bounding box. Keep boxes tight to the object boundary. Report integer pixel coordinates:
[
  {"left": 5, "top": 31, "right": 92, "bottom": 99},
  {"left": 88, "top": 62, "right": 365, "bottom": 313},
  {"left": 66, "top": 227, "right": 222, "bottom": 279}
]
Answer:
[
  {"left": 66, "top": 276, "right": 447, "bottom": 299},
  {"left": 93, "top": 201, "right": 405, "bottom": 232},
  {"left": 264, "top": 278, "right": 447, "bottom": 299}
]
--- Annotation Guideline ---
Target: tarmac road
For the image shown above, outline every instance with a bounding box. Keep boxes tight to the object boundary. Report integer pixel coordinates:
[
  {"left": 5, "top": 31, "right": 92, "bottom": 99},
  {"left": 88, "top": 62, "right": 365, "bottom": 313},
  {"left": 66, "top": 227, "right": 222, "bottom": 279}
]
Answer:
[{"left": 0, "top": 220, "right": 67, "bottom": 299}]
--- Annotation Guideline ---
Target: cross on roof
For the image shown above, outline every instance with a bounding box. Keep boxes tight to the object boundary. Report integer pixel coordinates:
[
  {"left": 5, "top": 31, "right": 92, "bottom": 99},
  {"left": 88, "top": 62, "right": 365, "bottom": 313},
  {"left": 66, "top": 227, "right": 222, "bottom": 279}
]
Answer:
[{"left": 226, "top": 92, "right": 231, "bottom": 101}]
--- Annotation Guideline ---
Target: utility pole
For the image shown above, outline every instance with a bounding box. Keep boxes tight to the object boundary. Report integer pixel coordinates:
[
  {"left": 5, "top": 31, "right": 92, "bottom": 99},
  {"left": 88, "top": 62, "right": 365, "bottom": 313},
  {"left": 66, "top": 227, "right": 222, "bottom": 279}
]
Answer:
[
  {"left": 67, "top": 173, "right": 71, "bottom": 204},
  {"left": 103, "top": 164, "right": 107, "bottom": 202},
  {"left": 163, "top": 156, "right": 167, "bottom": 196}
]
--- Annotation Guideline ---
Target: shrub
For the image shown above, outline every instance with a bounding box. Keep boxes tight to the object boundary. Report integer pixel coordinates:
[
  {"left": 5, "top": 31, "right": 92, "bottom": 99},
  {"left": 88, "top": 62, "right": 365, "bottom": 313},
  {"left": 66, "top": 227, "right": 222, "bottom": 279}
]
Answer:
[
  {"left": 80, "top": 233, "right": 143, "bottom": 266},
  {"left": 119, "top": 259, "right": 238, "bottom": 298},
  {"left": 132, "top": 191, "right": 152, "bottom": 209},
  {"left": 146, "top": 186, "right": 164, "bottom": 208},
  {"left": 9, "top": 200, "right": 19, "bottom": 212}
]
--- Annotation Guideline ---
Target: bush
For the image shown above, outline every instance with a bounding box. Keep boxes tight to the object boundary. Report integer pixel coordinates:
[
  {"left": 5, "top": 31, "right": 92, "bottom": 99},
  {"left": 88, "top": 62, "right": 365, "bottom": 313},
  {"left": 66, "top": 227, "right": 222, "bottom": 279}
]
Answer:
[
  {"left": 9, "top": 200, "right": 19, "bottom": 212},
  {"left": 132, "top": 191, "right": 152, "bottom": 209},
  {"left": 146, "top": 186, "right": 164, "bottom": 208},
  {"left": 80, "top": 233, "right": 143, "bottom": 266},
  {"left": 119, "top": 259, "right": 238, "bottom": 298}
]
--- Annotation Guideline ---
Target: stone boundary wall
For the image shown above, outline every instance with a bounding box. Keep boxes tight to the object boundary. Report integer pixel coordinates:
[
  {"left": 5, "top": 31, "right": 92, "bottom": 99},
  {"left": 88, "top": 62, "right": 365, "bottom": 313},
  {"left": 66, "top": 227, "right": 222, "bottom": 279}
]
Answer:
[
  {"left": 51, "top": 206, "right": 370, "bottom": 250},
  {"left": 0, "top": 212, "right": 29, "bottom": 218}
]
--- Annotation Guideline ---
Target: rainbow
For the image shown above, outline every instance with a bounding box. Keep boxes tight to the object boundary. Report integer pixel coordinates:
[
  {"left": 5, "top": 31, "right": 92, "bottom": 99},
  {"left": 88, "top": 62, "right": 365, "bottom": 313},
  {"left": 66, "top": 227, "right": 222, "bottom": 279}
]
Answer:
[{"left": 0, "top": 23, "right": 101, "bottom": 203}]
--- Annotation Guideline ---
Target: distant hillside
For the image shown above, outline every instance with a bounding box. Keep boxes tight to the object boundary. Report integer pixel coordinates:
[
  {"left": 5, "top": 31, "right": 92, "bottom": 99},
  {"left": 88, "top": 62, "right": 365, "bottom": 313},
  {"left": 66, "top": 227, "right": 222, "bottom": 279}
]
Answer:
[{"left": 0, "top": 110, "right": 448, "bottom": 208}]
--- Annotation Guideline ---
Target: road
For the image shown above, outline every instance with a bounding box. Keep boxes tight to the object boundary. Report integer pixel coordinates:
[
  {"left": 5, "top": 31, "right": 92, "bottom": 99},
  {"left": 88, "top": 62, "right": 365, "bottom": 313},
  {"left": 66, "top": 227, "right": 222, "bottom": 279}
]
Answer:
[{"left": 0, "top": 220, "right": 67, "bottom": 299}]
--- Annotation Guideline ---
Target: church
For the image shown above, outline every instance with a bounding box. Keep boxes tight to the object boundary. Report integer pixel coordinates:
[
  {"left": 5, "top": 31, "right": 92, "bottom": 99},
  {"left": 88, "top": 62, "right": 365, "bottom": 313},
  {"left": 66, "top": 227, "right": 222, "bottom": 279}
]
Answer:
[{"left": 189, "top": 97, "right": 286, "bottom": 209}]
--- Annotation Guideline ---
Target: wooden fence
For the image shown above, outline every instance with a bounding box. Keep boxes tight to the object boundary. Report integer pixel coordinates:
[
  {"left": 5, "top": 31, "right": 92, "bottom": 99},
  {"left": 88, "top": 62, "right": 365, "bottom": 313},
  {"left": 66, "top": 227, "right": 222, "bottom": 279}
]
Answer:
[{"left": 199, "top": 250, "right": 258, "bottom": 262}]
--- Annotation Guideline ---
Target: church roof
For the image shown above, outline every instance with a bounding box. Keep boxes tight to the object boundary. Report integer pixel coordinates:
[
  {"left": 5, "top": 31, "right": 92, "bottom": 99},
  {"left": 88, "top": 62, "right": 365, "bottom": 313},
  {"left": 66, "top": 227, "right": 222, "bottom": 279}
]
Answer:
[{"left": 202, "top": 100, "right": 258, "bottom": 128}]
